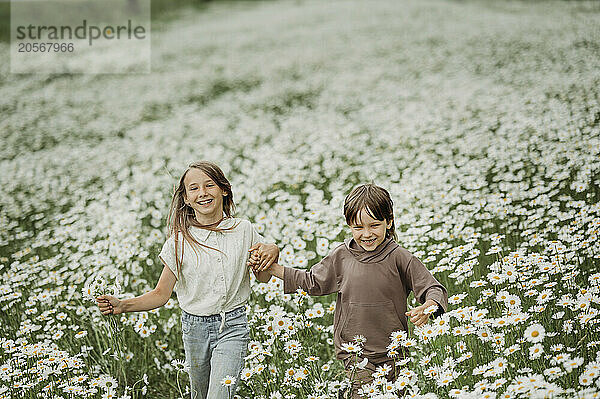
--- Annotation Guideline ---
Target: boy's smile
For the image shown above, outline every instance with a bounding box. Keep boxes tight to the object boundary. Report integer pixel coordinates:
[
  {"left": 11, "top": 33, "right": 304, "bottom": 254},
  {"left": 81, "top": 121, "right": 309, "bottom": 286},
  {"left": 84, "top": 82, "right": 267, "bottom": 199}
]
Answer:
[{"left": 349, "top": 209, "right": 392, "bottom": 251}]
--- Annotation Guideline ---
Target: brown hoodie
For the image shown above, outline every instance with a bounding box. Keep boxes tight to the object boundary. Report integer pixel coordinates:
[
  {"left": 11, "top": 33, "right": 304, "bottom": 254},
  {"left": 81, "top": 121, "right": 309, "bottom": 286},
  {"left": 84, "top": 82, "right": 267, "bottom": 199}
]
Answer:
[{"left": 283, "top": 237, "right": 448, "bottom": 364}]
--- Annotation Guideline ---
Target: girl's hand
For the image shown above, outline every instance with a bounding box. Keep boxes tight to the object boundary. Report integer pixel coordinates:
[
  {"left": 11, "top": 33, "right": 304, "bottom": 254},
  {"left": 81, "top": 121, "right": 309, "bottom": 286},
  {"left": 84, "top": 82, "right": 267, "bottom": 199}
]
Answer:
[
  {"left": 248, "top": 243, "right": 279, "bottom": 272},
  {"left": 405, "top": 299, "right": 438, "bottom": 327},
  {"left": 96, "top": 295, "right": 123, "bottom": 315},
  {"left": 247, "top": 250, "right": 261, "bottom": 270}
]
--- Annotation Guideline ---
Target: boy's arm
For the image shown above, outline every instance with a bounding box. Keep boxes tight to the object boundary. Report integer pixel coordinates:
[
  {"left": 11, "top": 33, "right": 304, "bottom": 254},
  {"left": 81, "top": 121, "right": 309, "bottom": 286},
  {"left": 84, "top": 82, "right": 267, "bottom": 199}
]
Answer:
[
  {"left": 253, "top": 268, "right": 272, "bottom": 283},
  {"left": 405, "top": 299, "right": 440, "bottom": 326},
  {"left": 268, "top": 262, "right": 284, "bottom": 279},
  {"left": 268, "top": 255, "right": 338, "bottom": 296},
  {"left": 402, "top": 255, "right": 448, "bottom": 318}
]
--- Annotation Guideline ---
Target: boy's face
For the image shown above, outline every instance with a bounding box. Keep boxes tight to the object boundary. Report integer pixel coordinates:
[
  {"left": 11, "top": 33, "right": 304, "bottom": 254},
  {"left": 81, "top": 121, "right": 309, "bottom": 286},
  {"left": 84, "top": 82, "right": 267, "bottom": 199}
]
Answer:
[{"left": 348, "top": 209, "right": 392, "bottom": 251}]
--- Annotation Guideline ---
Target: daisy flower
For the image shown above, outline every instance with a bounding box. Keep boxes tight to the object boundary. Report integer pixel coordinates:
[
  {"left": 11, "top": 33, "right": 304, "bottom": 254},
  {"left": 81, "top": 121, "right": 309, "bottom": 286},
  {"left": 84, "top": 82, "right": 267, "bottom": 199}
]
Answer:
[
  {"left": 220, "top": 376, "right": 236, "bottom": 386},
  {"left": 524, "top": 323, "right": 545, "bottom": 343}
]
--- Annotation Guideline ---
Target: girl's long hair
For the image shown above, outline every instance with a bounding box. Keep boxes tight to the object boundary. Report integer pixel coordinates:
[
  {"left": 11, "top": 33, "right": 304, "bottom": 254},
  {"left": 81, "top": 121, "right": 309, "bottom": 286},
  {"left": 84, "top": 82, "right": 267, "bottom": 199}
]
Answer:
[
  {"left": 343, "top": 183, "right": 398, "bottom": 241},
  {"left": 165, "top": 161, "right": 237, "bottom": 278}
]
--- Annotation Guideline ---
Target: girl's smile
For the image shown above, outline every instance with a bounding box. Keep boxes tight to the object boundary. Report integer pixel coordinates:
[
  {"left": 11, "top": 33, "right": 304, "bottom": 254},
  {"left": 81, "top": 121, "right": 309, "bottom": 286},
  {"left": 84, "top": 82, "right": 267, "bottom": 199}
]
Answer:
[{"left": 183, "top": 169, "right": 226, "bottom": 224}]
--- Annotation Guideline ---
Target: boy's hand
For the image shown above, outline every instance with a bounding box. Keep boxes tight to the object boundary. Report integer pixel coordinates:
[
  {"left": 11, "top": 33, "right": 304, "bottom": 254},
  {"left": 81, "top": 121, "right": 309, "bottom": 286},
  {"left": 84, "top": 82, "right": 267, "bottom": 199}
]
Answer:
[
  {"left": 247, "top": 243, "right": 279, "bottom": 272},
  {"left": 96, "top": 295, "right": 123, "bottom": 315},
  {"left": 405, "top": 299, "right": 438, "bottom": 327}
]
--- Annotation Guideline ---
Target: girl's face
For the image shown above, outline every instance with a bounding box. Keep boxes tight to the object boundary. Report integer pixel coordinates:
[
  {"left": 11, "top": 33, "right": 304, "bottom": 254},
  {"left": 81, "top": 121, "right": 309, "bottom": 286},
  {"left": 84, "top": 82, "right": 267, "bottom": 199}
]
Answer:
[
  {"left": 349, "top": 209, "right": 392, "bottom": 251},
  {"left": 183, "top": 168, "right": 226, "bottom": 224}
]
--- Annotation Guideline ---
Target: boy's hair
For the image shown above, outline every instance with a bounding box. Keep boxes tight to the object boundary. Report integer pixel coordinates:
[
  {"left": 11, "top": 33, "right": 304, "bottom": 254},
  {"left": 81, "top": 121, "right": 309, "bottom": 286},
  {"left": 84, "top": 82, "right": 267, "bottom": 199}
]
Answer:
[
  {"left": 165, "top": 161, "right": 237, "bottom": 277},
  {"left": 343, "top": 183, "right": 398, "bottom": 241}
]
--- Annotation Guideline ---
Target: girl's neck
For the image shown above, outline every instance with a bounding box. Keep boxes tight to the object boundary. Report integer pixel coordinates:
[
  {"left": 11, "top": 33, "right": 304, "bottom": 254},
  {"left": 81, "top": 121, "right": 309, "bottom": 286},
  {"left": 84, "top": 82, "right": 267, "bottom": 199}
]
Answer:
[{"left": 194, "top": 214, "right": 224, "bottom": 228}]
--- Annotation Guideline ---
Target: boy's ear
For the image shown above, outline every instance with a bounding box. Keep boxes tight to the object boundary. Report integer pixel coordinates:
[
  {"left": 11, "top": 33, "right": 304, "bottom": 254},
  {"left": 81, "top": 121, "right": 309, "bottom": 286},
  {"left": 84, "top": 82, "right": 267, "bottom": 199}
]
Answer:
[{"left": 386, "top": 219, "right": 393, "bottom": 229}]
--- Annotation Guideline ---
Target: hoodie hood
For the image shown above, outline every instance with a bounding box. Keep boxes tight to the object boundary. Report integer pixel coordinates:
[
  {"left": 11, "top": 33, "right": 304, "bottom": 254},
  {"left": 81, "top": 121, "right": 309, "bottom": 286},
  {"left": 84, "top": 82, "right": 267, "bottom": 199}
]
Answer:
[{"left": 344, "top": 237, "right": 399, "bottom": 263}]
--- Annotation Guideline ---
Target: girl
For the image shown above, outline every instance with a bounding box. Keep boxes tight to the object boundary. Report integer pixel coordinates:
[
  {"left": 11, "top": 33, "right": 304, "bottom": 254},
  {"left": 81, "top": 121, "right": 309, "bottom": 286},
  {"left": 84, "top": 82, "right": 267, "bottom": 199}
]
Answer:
[
  {"left": 97, "top": 161, "right": 278, "bottom": 399},
  {"left": 250, "top": 183, "right": 448, "bottom": 398}
]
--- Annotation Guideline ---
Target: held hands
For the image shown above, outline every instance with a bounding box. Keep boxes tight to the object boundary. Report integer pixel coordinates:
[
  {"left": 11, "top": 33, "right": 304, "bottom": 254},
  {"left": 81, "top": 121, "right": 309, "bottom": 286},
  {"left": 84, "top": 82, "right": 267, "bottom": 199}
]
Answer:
[
  {"left": 405, "top": 299, "right": 438, "bottom": 327},
  {"left": 247, "top": 243, "right": 279, "bottom": 272},
  {"left": 96, "top": 295, "right": 123, "bottom": 316}
]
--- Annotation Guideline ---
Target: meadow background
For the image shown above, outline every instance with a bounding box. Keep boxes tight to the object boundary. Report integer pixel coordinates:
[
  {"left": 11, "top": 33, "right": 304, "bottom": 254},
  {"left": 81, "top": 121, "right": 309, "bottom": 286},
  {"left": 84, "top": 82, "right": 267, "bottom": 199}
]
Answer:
[{"left": 1, "top": 0, "right": 600, "bottom": 398}]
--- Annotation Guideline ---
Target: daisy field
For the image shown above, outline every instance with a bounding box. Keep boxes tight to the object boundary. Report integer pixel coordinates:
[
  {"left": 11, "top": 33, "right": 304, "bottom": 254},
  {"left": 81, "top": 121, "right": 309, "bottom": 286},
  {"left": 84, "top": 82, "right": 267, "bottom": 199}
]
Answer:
[{"left": 0, "top": 0, "right": 599, "bottom": 398}]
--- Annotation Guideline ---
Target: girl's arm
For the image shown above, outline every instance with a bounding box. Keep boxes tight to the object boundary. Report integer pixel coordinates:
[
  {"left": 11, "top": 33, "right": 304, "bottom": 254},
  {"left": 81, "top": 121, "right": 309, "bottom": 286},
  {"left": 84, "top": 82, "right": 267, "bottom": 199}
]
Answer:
[{"left": 96, "top": 265, "right": 177, "bottom": 315}]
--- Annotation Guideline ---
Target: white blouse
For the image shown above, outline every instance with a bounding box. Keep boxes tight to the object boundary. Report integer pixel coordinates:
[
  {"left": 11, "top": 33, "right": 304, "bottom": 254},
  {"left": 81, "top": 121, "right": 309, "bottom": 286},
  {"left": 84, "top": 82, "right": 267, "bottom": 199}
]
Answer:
[{"left": 158, "top": 217, "right": 263, "bottom": 316}]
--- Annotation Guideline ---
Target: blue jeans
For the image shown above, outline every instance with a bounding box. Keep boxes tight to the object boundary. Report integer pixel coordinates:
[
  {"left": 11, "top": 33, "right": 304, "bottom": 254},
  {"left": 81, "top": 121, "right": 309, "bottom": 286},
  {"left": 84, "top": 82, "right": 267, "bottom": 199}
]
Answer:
[{"left": 181, "top": 306, "right": 249, "bottom": 399}]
